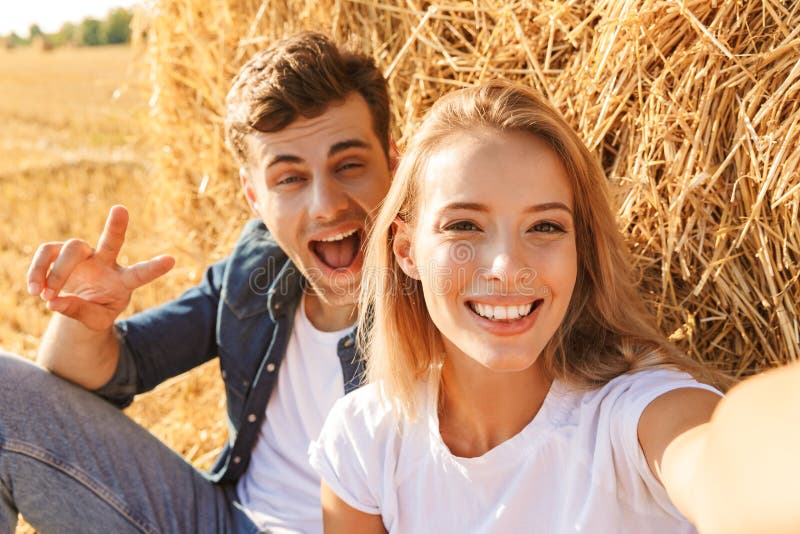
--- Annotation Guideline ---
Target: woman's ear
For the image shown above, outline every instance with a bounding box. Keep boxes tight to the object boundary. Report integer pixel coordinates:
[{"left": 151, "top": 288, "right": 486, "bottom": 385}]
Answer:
[
  {"left": 240, "top": 167, "right": 260, "bottom": 214},
  {"left": 392, "top": 217, "right": 420, "bottom": 280}
]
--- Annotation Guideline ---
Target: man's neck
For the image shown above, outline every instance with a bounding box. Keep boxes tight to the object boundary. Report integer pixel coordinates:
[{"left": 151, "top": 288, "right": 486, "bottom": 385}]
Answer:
[{"left": 303, "top": 292, "right": 357, "bottom": 332}]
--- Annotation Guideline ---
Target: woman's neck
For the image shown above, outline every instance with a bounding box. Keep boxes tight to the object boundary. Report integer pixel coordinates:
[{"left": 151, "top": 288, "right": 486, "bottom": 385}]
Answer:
[{"left": 438, "top": 352, "right": 552, "bottom": 458}]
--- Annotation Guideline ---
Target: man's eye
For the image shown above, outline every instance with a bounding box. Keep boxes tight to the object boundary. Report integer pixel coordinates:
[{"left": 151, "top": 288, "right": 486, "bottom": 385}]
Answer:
[
  {"left": 530, "top": 221, "right": 565, "bottom": 233},
  {"left": 278, "top": 175, "right": 304, "bottom": 186},
  {"left": 336, "top": 162, "right": 364, "bottom": 174},
  {"left": 444, "top": 221, "right": 479, "bottom": 231}
]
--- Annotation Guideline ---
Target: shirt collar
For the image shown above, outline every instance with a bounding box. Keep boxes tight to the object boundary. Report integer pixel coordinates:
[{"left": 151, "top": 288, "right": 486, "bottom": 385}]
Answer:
[{"left": 266, "top": 258, "right": 303, "bottom": 321}]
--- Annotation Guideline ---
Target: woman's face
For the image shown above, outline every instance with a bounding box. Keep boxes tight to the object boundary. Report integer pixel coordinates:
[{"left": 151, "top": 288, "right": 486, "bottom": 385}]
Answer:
[{"left": 396, "top": 128, "right": 578, "bottom": 373}]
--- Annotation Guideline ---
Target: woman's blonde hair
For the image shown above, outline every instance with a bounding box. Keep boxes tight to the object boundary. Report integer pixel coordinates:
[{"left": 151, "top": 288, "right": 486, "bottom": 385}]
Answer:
[{"left": 358, "top": 80, "right": 728, "bottom": 417}]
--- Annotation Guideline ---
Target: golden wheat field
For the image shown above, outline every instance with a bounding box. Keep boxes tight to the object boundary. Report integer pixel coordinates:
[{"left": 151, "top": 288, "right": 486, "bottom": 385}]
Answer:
[{"left": 0, "top": 45, "right": 227, "bottom": 531}]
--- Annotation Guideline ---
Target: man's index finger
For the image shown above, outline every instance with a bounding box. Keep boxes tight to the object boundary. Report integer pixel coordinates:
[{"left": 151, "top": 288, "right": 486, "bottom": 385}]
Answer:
[{"left": 95, "top": 205, "right": 130, "bottom": 263}]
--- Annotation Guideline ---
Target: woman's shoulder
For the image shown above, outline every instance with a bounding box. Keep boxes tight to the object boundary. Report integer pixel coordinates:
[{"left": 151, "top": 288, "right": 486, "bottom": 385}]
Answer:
[
  {"left": 576, "top": 367, "right": 721, "bottom": 405},
  {"left": 330, "top": 381, "right": 399, "bottom": 424},
  {"left": 320, "top": 380, "right": 428, "bottom": 447},
  {"left": 552, "top": 367, "right": 723, "bottom": 432},
  {"left": 310, "top": 380, "right": 429, "bottom": 514}
]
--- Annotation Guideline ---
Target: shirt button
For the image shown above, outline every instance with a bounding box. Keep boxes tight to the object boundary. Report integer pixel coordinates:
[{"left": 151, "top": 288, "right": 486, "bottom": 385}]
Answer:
[
  {"left": 247, "top": 414, "right": 257, "bottom": 423},
  {"left": 343, "top": 338, "right": 354, "bottom": 348},
  {"left": 266, "top": 363, "right": 276, "bottom": 373},
  {"left": 232, "top": 456, "right": 241, "bottom": 464}
]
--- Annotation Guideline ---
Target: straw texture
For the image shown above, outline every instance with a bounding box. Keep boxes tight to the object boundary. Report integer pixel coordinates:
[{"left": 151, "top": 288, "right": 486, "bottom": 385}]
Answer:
[{"left": 135, "top": 0, "right": 800, "bottom": 377}]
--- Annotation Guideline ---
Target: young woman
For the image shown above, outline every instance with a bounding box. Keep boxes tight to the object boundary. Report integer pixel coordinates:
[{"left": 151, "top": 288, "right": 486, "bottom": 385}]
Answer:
[{"left": 309, "top": 81, "right": 800, "bottom": 533}]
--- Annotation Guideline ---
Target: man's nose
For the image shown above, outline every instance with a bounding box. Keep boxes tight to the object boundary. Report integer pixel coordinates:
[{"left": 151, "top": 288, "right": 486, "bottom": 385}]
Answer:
[{"left": 309, "top": 175, "right": 348, "bottom": 221}]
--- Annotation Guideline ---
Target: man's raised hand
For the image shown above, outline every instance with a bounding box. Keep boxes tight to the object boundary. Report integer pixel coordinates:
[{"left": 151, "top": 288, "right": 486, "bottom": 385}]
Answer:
[{"left": 26, "top": 205, "right": 175, "bottom": 331}]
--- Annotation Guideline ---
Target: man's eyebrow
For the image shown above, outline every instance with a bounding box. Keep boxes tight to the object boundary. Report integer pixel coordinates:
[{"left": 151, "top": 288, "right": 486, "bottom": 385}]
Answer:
[
  {"left": 440, "top": 201, "right": 573, "bottom": 215},
  {"left": 264, "top": 139, "right": 370, "bottom": 168},
  {"left": 266, "top": 154, "right": 303, "bottom": 168},
  {"left": 329, "top": 139, "right": 371, "bottom": 157}
]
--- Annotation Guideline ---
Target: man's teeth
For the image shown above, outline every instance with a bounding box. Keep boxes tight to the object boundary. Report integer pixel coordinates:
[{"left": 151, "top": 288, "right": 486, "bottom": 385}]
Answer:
[
  {"left": 318, "top": 228, "right": 358, "bottom": 242},
  {"left": 470, "top": 302, "right": 536, "bottom": 321}
]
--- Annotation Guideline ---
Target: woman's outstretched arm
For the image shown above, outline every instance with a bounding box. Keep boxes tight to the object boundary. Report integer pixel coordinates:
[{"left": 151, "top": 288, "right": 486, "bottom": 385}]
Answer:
[{"left": 640, "top": 362, "right": 800, "bottom": 533}]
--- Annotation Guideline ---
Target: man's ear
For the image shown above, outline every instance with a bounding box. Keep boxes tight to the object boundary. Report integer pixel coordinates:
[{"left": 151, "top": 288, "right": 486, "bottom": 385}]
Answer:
[
  {"left": 388, "top": 137, "right": 400, "bottom": 174},
  {"left": 392, "top": 217, "right": 420, "bottom": 280},
  {"left": 239, "top": 167, "right": 260, "bottom": 214}
]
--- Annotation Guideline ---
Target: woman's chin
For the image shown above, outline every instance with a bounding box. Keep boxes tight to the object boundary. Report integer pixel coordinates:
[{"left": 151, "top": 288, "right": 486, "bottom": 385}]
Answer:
[
  {"left": 481, "top": 357, "right": 538, "bottom": 373},
  {"left": 462, "top": 347, "right": 541, "bottom": 374},
  {"left": 440, "top": 331, "right": 547, "bottom": 375}
]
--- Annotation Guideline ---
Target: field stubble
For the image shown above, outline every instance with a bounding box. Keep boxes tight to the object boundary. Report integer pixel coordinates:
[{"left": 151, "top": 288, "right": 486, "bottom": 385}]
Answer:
[{"left": 0, "top": 46, "right": 227, "bottom": 531}]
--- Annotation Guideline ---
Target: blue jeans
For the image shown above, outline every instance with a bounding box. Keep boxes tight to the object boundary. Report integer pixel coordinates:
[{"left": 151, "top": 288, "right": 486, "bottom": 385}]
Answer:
[{"left": 0, "top": 352, "right": 261, "bottom": 533}]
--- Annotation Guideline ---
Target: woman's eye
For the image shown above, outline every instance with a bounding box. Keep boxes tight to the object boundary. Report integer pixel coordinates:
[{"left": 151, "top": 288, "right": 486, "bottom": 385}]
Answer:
[
  {"left": 444, "top": 221, "right": 479, "bottom": 232},
  {"left": 530, "top": 221, "right": 565, "bottom": 233}
]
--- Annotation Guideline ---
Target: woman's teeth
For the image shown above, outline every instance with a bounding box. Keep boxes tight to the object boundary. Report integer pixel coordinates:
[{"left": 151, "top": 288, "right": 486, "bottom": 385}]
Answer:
[
  {"left": 468, "top": 301, "right": 537, "bottom": 321},
  {"left": 318, "top": 228, "right": 358, "bottom": 242}
]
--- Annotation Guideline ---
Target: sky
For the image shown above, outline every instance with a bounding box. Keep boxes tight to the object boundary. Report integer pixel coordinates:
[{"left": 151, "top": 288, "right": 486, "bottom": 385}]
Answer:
[{"left": 0, "top": 1, "right": 139, "bottom": 36}]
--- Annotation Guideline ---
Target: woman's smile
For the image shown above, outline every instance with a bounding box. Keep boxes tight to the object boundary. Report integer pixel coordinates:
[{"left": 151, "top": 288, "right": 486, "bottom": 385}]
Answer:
[{"left": 465, "top": 297, "right": 545, "bottom": 337}]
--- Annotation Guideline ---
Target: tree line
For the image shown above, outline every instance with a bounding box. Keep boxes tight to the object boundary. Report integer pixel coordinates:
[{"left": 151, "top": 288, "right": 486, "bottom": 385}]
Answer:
[{"left": 4, "top": 7, "right": 134, "bottom": 48}]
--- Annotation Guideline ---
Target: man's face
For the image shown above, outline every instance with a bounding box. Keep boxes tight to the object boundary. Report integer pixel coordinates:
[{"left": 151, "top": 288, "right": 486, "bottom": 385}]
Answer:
[{"left": 241, "top": 93, "right": 392, "bottom": 308}]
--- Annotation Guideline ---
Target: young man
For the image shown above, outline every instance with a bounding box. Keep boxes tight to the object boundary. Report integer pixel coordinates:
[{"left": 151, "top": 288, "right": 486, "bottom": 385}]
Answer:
[{"left": 0, "top": 32, "right": 393, "bottom": 533}]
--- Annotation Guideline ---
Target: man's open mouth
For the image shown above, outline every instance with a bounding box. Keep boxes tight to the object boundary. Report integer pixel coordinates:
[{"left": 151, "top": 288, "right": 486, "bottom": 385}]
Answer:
[{"left": 309, "top": 228, "right": 363, "bottom": 270}]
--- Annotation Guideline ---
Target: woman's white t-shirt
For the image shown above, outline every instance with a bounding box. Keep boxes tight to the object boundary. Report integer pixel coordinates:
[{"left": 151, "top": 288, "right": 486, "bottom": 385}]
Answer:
[{"left": 309, "top": 368, "right": 721, "bottom": 533}]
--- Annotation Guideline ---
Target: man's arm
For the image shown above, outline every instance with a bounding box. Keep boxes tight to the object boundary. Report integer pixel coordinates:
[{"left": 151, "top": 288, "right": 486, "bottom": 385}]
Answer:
[
  {"left": 37, "top": 315, "right": 121, "bottom": 390},
  {"left": 640, "top": 363, "right": 800, "bottom": 533},
  {"left": 28, "top": 205, "right": 174, "bottom": 390}
]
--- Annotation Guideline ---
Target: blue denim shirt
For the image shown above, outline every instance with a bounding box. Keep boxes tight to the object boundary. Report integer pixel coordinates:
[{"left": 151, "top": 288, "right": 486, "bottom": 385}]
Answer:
[{"left": 95, "top": 219, "right": 364, "bottom": 483}]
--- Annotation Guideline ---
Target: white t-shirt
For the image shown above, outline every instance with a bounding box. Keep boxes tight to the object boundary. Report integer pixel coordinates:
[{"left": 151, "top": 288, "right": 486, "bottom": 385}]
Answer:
[
  {"left": 309, "top": 368, "right": 721, "bottom": 533},
  {"left": 237, "top": 297, "right": 353, "bottom": 534}
]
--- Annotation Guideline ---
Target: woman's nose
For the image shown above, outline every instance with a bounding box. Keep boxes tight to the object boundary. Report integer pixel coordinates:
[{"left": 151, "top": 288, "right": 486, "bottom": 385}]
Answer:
[
  {"left": 489, "top": 252, "right": 512, "bottom": 281},
  {"left": 481, "top": 240, "right": 537, "bottom": 295}
]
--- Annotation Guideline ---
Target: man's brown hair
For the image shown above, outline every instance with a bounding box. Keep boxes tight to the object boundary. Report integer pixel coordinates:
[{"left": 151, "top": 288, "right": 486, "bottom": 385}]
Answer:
[{"left": 224, "top": 31, "right": 390, "bottom": 166}]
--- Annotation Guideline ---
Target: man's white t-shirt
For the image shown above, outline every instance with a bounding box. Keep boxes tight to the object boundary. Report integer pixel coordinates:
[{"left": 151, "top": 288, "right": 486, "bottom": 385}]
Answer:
[
  {"left": 237, "top": 296, "right": 352, "bottom": 534},
  {"left": 310, "top": 368, "right": 721, "bottom": 533}
]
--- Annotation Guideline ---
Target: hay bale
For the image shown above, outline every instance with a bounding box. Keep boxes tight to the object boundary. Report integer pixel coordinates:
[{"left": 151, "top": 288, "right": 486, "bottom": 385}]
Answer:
[
  {"left": 134, "top": 0, "right": 800, "bottom": 378},
  {"left": 32, "top": 35, "right": 53, "bottom": 52}
]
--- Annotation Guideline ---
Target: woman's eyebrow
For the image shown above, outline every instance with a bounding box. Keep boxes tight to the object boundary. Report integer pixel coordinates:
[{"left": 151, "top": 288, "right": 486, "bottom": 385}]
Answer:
[
  {"left": 439, "top": 201, "right": 573, "bottom": 215},
  {"left": 440, "top": 201, "right": 488, "bottom": 213},
  {"left": 523, "top": 202, "right": 573, "bottom": 215}
]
